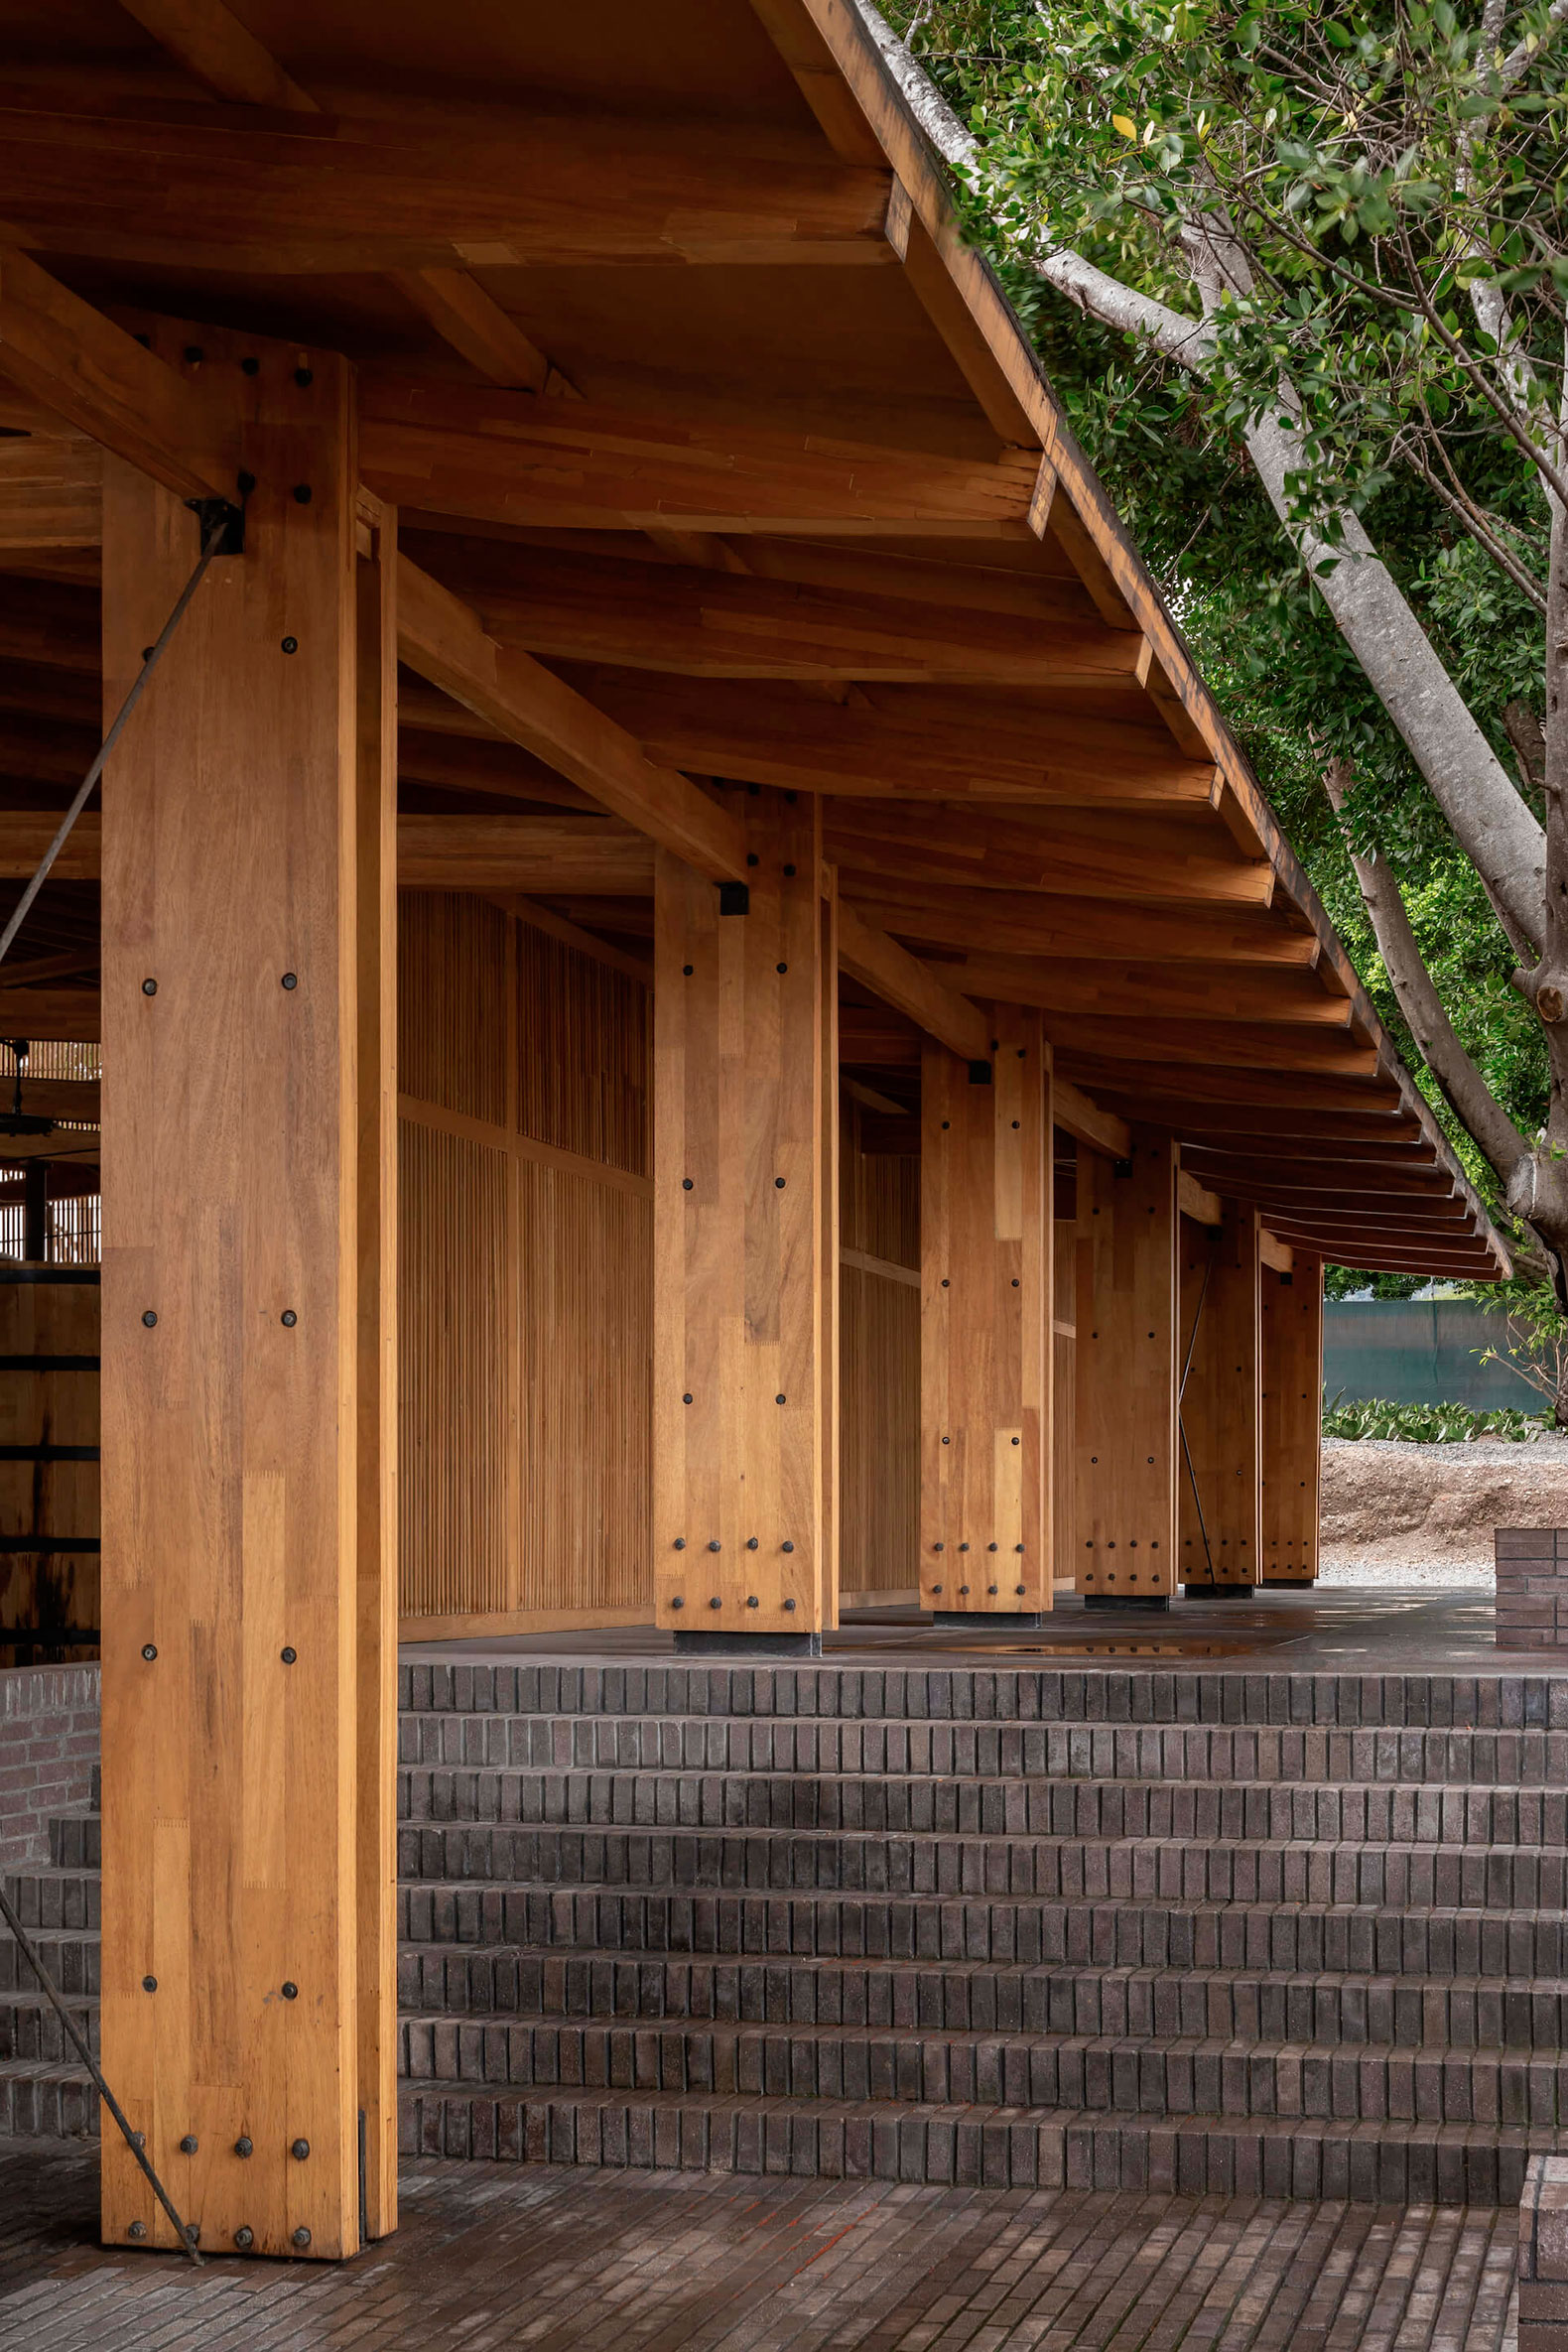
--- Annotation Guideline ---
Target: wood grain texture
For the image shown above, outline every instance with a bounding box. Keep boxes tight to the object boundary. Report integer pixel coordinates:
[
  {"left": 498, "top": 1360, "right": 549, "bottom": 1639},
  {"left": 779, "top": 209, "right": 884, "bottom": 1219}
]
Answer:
[
  {"left": 98, "top": 327, "right": 361, "bottom": 2260},
  {"left": 1074, "top": 1129, "right": 1177, "bottom": 1598},
  {"left": 1260, "top": 1256, "right": 1324, "bottom": 1584},
  {"left": 653, "top": 794, "right": 831, "bottom": 1633},
  {"left": 1053, "top": 1215, "right": 1076, "bottom": 1589},
  {"left": 920, "top": 1011, "right": 1052, "bottom": 1615},
  {"left": 1177, "top": 1204, "right": 1261, "bottom": 1591},
  {"left": 0, "top": 1271, "right": 99, "bottom": 1660},
  {"left": 838, "top": 1102, "right": 918, "bottom": 1600},
  {"left": 396, "top": 897, "right": 653, "bottom": 1630}
]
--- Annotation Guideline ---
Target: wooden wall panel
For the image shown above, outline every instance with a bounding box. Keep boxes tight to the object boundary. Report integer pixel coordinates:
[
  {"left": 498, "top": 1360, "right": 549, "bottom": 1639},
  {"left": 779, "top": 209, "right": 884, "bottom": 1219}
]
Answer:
[
  {"left": 920, "top": 1010, "right": 1051, "bottom": 1615},
  {"left": 517, "top": 1161, "right": 651, "bottom": 1612},
  {"left": 1178, "top": 1205, "right": 1261, "bottom": 1590},
  {"left": 1052, "top": 1217, "right": 1076, "bottom": 1591},
  {"left": 653, "top": 794, "right": 831, "bottom": 1634},
  {"left": 99, "top": 330, "right": 368, "bottom": 2260},
  {"left": 1260, "top": 1255, "right": 1323, "bottom": 1584},
  {"left": 398, "top": 1117, "right": 515, "bottom": 1621},
  {"left": 838, "top": 1101, "right": 918, "bottom": 1602},
  {"left": 397, "top": 894, "right": 654, "bottom": 1635},
  {"left": 0, "top": 1269, "right": 99, "bottom": 1661},
  {"left": 1075, "top": 1129, "right": 1177, "bottom": 1599}
]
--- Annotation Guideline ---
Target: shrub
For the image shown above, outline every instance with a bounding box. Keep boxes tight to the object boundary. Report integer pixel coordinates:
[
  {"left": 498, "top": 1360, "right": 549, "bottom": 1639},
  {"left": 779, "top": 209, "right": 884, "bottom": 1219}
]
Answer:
[{"left": 1321, "top": 1394, "right": 1547, "bottom": 1444}]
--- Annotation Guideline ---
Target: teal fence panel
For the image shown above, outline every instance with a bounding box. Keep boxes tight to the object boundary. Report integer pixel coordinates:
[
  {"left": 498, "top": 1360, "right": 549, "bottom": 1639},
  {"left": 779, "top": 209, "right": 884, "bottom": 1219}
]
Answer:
[{"left": 1322, "top": 1299, "right": 1542, "bottom": 1411}]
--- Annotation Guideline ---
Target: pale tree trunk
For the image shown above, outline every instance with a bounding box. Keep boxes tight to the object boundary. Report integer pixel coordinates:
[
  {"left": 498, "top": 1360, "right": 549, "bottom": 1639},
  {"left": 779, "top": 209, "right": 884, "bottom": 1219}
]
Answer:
[{"left": 850, "top": 0, "right": 1547, "bottom": 949}]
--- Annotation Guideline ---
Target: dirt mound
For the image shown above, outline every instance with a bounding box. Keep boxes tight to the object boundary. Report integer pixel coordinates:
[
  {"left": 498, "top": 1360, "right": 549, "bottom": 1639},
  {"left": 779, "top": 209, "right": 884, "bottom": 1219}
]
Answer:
[{"left": 1320, "top": 1435, "right": 1568, "bottom": 1572}]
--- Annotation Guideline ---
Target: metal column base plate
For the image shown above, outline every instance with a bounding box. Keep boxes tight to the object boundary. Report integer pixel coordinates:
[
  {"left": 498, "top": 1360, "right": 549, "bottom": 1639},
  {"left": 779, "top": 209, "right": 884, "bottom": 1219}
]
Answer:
[
  {"left": 931, "top": 1611, "right": 1049, "bottom": 1631},
  {"left": 673, "top": 1630, "right": 823, "bottom": 1657}
]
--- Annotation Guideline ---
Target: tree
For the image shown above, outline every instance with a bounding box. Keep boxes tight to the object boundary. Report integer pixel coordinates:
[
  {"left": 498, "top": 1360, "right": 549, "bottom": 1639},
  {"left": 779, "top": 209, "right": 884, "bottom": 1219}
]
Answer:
[{"left": 856, "top": 0, "right": 1568, "bottom": 1408}]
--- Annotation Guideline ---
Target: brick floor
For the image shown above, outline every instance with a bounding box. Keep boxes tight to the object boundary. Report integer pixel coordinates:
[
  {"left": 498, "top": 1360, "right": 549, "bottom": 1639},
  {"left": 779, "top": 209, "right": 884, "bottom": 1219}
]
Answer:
[{"left": 0, "top": 2139, "right": 1520, "bottom": 2349}]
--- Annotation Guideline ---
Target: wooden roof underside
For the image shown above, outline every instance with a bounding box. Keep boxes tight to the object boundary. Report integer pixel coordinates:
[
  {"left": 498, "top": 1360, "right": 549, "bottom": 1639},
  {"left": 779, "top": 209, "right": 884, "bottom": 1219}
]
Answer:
[{"left": 0, "top": 0, "right": 1506, "bottom": 1278}]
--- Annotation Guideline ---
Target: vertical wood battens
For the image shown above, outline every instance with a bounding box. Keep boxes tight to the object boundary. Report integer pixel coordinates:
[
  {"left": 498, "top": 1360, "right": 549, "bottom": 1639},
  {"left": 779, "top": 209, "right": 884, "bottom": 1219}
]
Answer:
[
  {"left": 838, "top": 1102, "right": 918, "bottom": 1600},
  {"left": 1177, "top": 1203, "right": 1262, "bottom": 1590},
  {"left": 396, "top": 894, "right": 652, "bottom": 1631},
  {"left": 1075, "top": 1128, "right": 1178, "bottom": 1597},
  {"left": 1260, "top": 1254, "right": 1324, "bottom": 1583},
  {"left": 653, "top": 793, "right": 832, "bottom": 1633},
  {"left": 99, "top": 327, "right": 363, "bottom": 2260},
  {"left": 919, "top": 1010, "right": 1051, "bottom": 1614}
]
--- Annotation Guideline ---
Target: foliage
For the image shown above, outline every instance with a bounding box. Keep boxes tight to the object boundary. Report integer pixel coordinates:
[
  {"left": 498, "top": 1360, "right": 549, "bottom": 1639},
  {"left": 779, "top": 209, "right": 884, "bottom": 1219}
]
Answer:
[
  {"left": 1323, "top": 1265, "right": 1430, "bottom": 1297},
  {"left": 1322, "top": 1390, "right": 1547, "bottom": 1439},
  {"left": 884, "top": 0, "right": 1566, "bottom": 1271},
  {"left": 1463, "top": 1274, "right": 1568, "bottom": 1409}
]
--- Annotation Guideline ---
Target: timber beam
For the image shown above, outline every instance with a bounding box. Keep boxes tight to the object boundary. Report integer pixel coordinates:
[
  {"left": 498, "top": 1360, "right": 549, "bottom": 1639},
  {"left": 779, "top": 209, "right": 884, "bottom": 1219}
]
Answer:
[
  {"left": 1052, "top": 1080, "right": 1131, "bottom": 1161},
  {"left": 850, "top": 888, "right": 1320, "bottom": 969},
  {"left": 396, "top": 558, "right": 744, "bottom": 880},
  {"left": 837, "top": 902, "right": 988, "bottom": 1063},
  {"left": 827, "top": 813, "right": 1273, "bottom": 908},
  {"left": 945, "top": 954, "right": 1353, "bottom": 1028}
]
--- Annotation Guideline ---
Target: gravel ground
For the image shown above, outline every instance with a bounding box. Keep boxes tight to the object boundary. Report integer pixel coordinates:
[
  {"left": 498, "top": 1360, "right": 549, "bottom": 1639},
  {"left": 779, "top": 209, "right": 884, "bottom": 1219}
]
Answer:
[
  {"left": 1316, "top": 1555, "right": 1496, "bottom": 1588},
  {"left": 1322, "top": 1432, "right": 1568, "bottom": 1465},
  {"left": 1318, "top": 1431, "right": 1568, "bottom": 1582}
]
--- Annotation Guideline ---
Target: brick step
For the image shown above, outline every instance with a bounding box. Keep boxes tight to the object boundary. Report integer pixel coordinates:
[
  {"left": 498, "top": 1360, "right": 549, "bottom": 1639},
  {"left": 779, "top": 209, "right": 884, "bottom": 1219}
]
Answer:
[
  {"left": 0, "top": 1989, "right": 96, "bottom": 2064},
  {"left": 0, "top": 1928, "right": 98, "bottom": 1996},
  {"left": 396, "top": 2080, "right": 1563, "bottom": 2206},
  {"left": 0, "top": 2057, "right": 97, "bottom": 2140},
  {"left": 398, "top": 1661, "right": 1568, "bottom": 1733},
  {"left": 395, "top": 2010, "right": 1568, "bottom": 2127},
  {"left": 48, "top": 1812, "right": 99, "bottom": 1870},
  {"left": 397, "top": 1765, "right": 1568, "bottom": 1846},
  {"left": 1, "top": 1867, "right": 100, "bottom": 1931},
  {"left": 395, "top": 1821, "right": 1568, "bottom": 1910},
  {"left": 398, "top": 1883, "right": 1568, "bottom": 1979},
  {"left": 402, "top": 1714, "right": 1568, "bottom": 1789},
  {"left": 397, "top": 1944, "right": 1568, "bottom": 2052}
]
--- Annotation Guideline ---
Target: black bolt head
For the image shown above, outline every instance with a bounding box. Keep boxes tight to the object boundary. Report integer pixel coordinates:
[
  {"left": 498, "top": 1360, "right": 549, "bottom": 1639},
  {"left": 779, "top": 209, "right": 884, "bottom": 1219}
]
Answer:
[
  {"left": 682, "top": 1393, "right": 692, "bottom": 1404},
  {"left": 709, "top": 1595, "right": 721, "bottom": 1609},
  {"left": 781, "top": 1540, "right": 795, "bottom": 1554},
  {"left": 235, "top": 2137, "right": 253, "bottom": 2157},
  {"left": 240, "top": 357, "right": 260, "bottom": 376},
  {"left": 673, "top": 1537, "right": 686, "bottom": 1550},
  {"left": 775, "top": 1392, "right": 786, "bottom": 1404},
  {"left": 746, "top": 1596, "right": 758, "bottom": 1609},
  {"left": 142, "top": 1975, "right": 157, "bottom": 1992},
  {"left": 671, "top": 1596, "right": 684, "bottom": 1609},
  {"left": 959, "top": 1542, "right": 970, "bottom": 1553},
  {"left": 281, "top": 1981, "right": 298, "bottom": 2000},
  {"left": 281, "top": 1310, "right": 298, "bottom": 1327},
  {"left": 234, "top": 2226, "right": 254, "bottom": 2249},
  {"left": 142, "top": 1310, "right": 158, "bottom": 1327},
  {"left": 237, "top": 469, "right": 257, "bottom": 494},
  {"left": 292, "top": 484, "right": 313, "bottom": 504},
  {"left": 782, "top": 1597, "right": 796, "bottom": 1610},
  {"left": 1011, "top": 1437, "right": 1020, "bottom": 1447},
  {"left": 1015, "top": 1585, "right": 1026, "bottom": 1595},
  {"left": 987, "top": 1542, "right": 998, "bottom": 1552},
  {"left": 127, "top": 2221, "right": 147, "bottom": 2241},
  {"left": 988, "top": 1585, "right": 998, "bottom": 1595},
  {"left": 291, "top": 2138, "right": 310, "bottom": 2160},
  {"left": 179, "top": 2135, "right": 198, "bottom": 2155},
  {"left": 934, "top": 1542, "right": 945, "bottom": 1553},
  {"left": 281, "top": 636, "right": 299, "bottom": 654},
  {"left": 708, "top": 1540, "right": 720, "bottom": 1553},
  {"left": 183, "top": 345, "right": 204, "bottom": 364},
  {"left": 682, "top": 964, "right": 694, "bottom": 976},
  {"left": 776, "top": 962, "right": 788, "bottom": 974},
  {"left": 931, "top": 1584, "right": 943, "bottom": 1595},
  {"left": 281, "top": 1645, "right": 297, "bottom": 1664},
  {"left": 783, "top": 862, "right": 796, "bottom": 877},
  {"left": 282, "top": 973, "right": 299, "bottom": 989},
  {"left": 682, "top": 1177, "right": 693, "bottom": 1191},
  {"left": 774, "top": 1177, "right": 785, "bottom": 1189},
  {"left": 294, "top": 366, "right": 314, "bottom": 387},
  {"left": 745, "top": 852, "right": 759, "bottom": 867},
  {"left": 142, "top": 978, "right": 158, "bottom": 996},
  {"left": 293, "top": 2226, "right": 312, "bottom": 2249},
  {"left": 745, "top": 1536, "right": 758, "bottom": 1550},
  {"left": 142, "top": 1643, "right": 157, "bottom": 1661}
]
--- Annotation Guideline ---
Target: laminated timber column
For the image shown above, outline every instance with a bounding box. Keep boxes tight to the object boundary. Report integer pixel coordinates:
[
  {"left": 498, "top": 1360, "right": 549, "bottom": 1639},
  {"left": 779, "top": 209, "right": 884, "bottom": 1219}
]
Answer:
[
  {"left": 1075, "top": 1129, "right": 1178, "bottom": 1608},
  {"left": 1259, "top": 1254, "right": 1324, "bottom": 1584},
  {"left": 919, "top": 1011, "right": 1052, "bottom": 1626},
  {"left": 653, "top": 791, "right": 837, "bottom": 1655},
  {"left": 98, "top": 325, "right": 394, "bottom": 2260},
  {"left": 1178, "top": 1204, "right": 1262, "bottom": 1594}
]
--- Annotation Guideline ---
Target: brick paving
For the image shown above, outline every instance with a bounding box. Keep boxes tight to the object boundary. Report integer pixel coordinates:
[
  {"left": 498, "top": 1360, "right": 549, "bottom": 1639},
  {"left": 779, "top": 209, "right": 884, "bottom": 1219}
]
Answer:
[{"left": 0, "top": 2138, "right": 1520, "bottom": 2349}]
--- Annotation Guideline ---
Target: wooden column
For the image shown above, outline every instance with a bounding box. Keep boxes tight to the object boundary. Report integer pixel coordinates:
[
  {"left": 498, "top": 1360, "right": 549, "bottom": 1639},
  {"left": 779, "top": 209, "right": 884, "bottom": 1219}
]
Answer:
[
  {"left": 99, "top": 323, "right": 391, "bottom": 2260},
  {"left": 1260, "top": 1254, "right": 1324, "bottom": 1584},
  {"left": 919, "top": 1010, "right": 1052, "bottom": 1620},
  {"left": 653, "top": 791, "right": 835, "bottom": 1650},
  {"left": 1178, "top": 1203, "right": 1261, "bottom": 1592},
  {"left": 1074, "top": 1129, "right": 1177, "bottom": 1604}
]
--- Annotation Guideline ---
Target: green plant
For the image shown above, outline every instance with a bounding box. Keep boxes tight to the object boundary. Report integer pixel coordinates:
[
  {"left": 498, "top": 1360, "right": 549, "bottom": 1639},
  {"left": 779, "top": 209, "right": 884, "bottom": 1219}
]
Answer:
[
  {"left": 1321, "top": 1389, "right": 1546, "bottom": 1440},
  {"left": 1462, "top": 1276, "right": 1568, "bottom": 1417}
]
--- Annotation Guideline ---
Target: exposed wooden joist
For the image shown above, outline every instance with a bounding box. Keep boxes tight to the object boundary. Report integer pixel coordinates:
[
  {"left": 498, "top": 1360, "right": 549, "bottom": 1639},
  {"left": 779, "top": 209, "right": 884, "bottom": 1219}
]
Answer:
[
  {"left": 1259, "top": 1231, "right": 1293, "bottom": 1274},
  {"left": 1051, "top": 1079, "right": 1131, "bottom": 1161},
  {"left": 1183, "top": 1163, "right": 1460, "bottom": 1199},
  {"left": 851, "top": 886, "right": 1319, "bottom": 969},
  {"left": 0, "top": 248, "right": 236, "bottom": 502},
  {"left": 0, "top": 104, "right": 896, "bottom": 272},
  {"left": 943, "top": 954, "right": 1351, "bottom": 1028},
  {"left": 837, "top": 900, "right": 987, "bottom": 1062},
  {"left": 0, "top": 988, "right": 100, "bottom": 1040},
  {"left": 1062, "top": 1060, "right": 1398, "bottom": 1113},
  {"left": 409, "top": 536, "right": 1143, "bottom": 688},
  {"left": 360, "top": 381, "right": 1047, "bottom": 537},
  {"left": 827, "top": 811, "right": 1273, "bottom": 908},
  {"left": 396, "top": 557, "right": 745, "bottom": 880},
  {"left": 399, "top": 727, "right": 596, "bottom": 811},
  {"left": 0, "top": 435, "right": 101, "bottom": 547},
  {"left": 1043, "top": 1017, "right": 1379, "bottom": 1079}
]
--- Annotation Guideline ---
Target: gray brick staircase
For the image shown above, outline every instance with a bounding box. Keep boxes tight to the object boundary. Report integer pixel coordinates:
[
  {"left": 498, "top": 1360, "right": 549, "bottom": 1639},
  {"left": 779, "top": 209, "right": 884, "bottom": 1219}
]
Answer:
[{"left": 11, "top": 1658, "right": 1568, "bottom": 2200}]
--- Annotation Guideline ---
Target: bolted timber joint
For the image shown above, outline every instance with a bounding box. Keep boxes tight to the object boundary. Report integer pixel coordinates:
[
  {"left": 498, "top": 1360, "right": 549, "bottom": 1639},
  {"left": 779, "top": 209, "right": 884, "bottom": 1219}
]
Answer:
[
  {"left": 141, "top": 1644, "right": 157, "bottom": 1661},
  {"left": 179, "top": 2136, "right": 197, "bottom": 2155},
  {"left": 235, "top": 2138, "right": 253, "bottom": 2157},
  {"left": 234, "top": 2227, "right": 254, "bottom": 2250},
  {"left": 718, "top": 881, "right": 750, "bottom": 916},
  {"left": 293, "top": 2227, "right": 312, "bottom": 2250},
  {"left": 291, "top": 2139, "right": 310, "bottom": 2160},
  {"left": 185, "top": 492, "right": 245, "bottom": 557},
  {"left": 128, "top": 2222, "right": 147, "bottom": 2241}
]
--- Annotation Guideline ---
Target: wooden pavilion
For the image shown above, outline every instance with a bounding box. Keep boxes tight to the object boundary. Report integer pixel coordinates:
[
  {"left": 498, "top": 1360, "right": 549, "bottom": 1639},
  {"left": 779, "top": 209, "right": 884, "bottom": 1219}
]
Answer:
[{"left": 0, "top": 0, "right": 1505, "bottom": 2265}]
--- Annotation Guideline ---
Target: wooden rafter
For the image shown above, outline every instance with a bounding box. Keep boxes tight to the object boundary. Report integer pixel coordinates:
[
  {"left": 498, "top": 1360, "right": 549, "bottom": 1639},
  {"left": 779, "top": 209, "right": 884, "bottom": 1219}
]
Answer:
[
  {"left": 396, "top": 557, "right": 745, "bottom": 881},
  {"left": 837, "top": 900, "right": 988, "bottom": 1062}
]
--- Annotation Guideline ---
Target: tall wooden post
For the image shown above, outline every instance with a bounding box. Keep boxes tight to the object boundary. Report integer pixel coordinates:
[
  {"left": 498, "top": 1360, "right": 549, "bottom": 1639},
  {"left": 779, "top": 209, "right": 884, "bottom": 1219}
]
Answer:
[
  {"left": 1075, "top": 1128, "right": 1177, "bottom": 1606},
  {"left": 653, "top": 791, "right": 836, "bottom": 1652},
  {"left": 919, "top": 1010, "right": 1051, "bottom": 1621},
  {"left": 99, "top": 323, "right": 392, "bottom": 2260},
  {"left": 1260, "top": 1254, "right": 1324, "bottom": 1583},
  {"left": 1178, "top": 1203, "right": 1261, "bottom": 1592}
]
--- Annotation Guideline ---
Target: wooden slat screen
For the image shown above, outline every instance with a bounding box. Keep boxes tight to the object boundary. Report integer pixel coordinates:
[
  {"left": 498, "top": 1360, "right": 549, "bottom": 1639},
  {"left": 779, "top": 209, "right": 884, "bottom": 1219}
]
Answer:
[
  {"left": 397, "top": 892, "right": 653, "bottom": 1634},
  {"left": 838, "top": 1103, "right": 919, "bottom": 1603}
]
